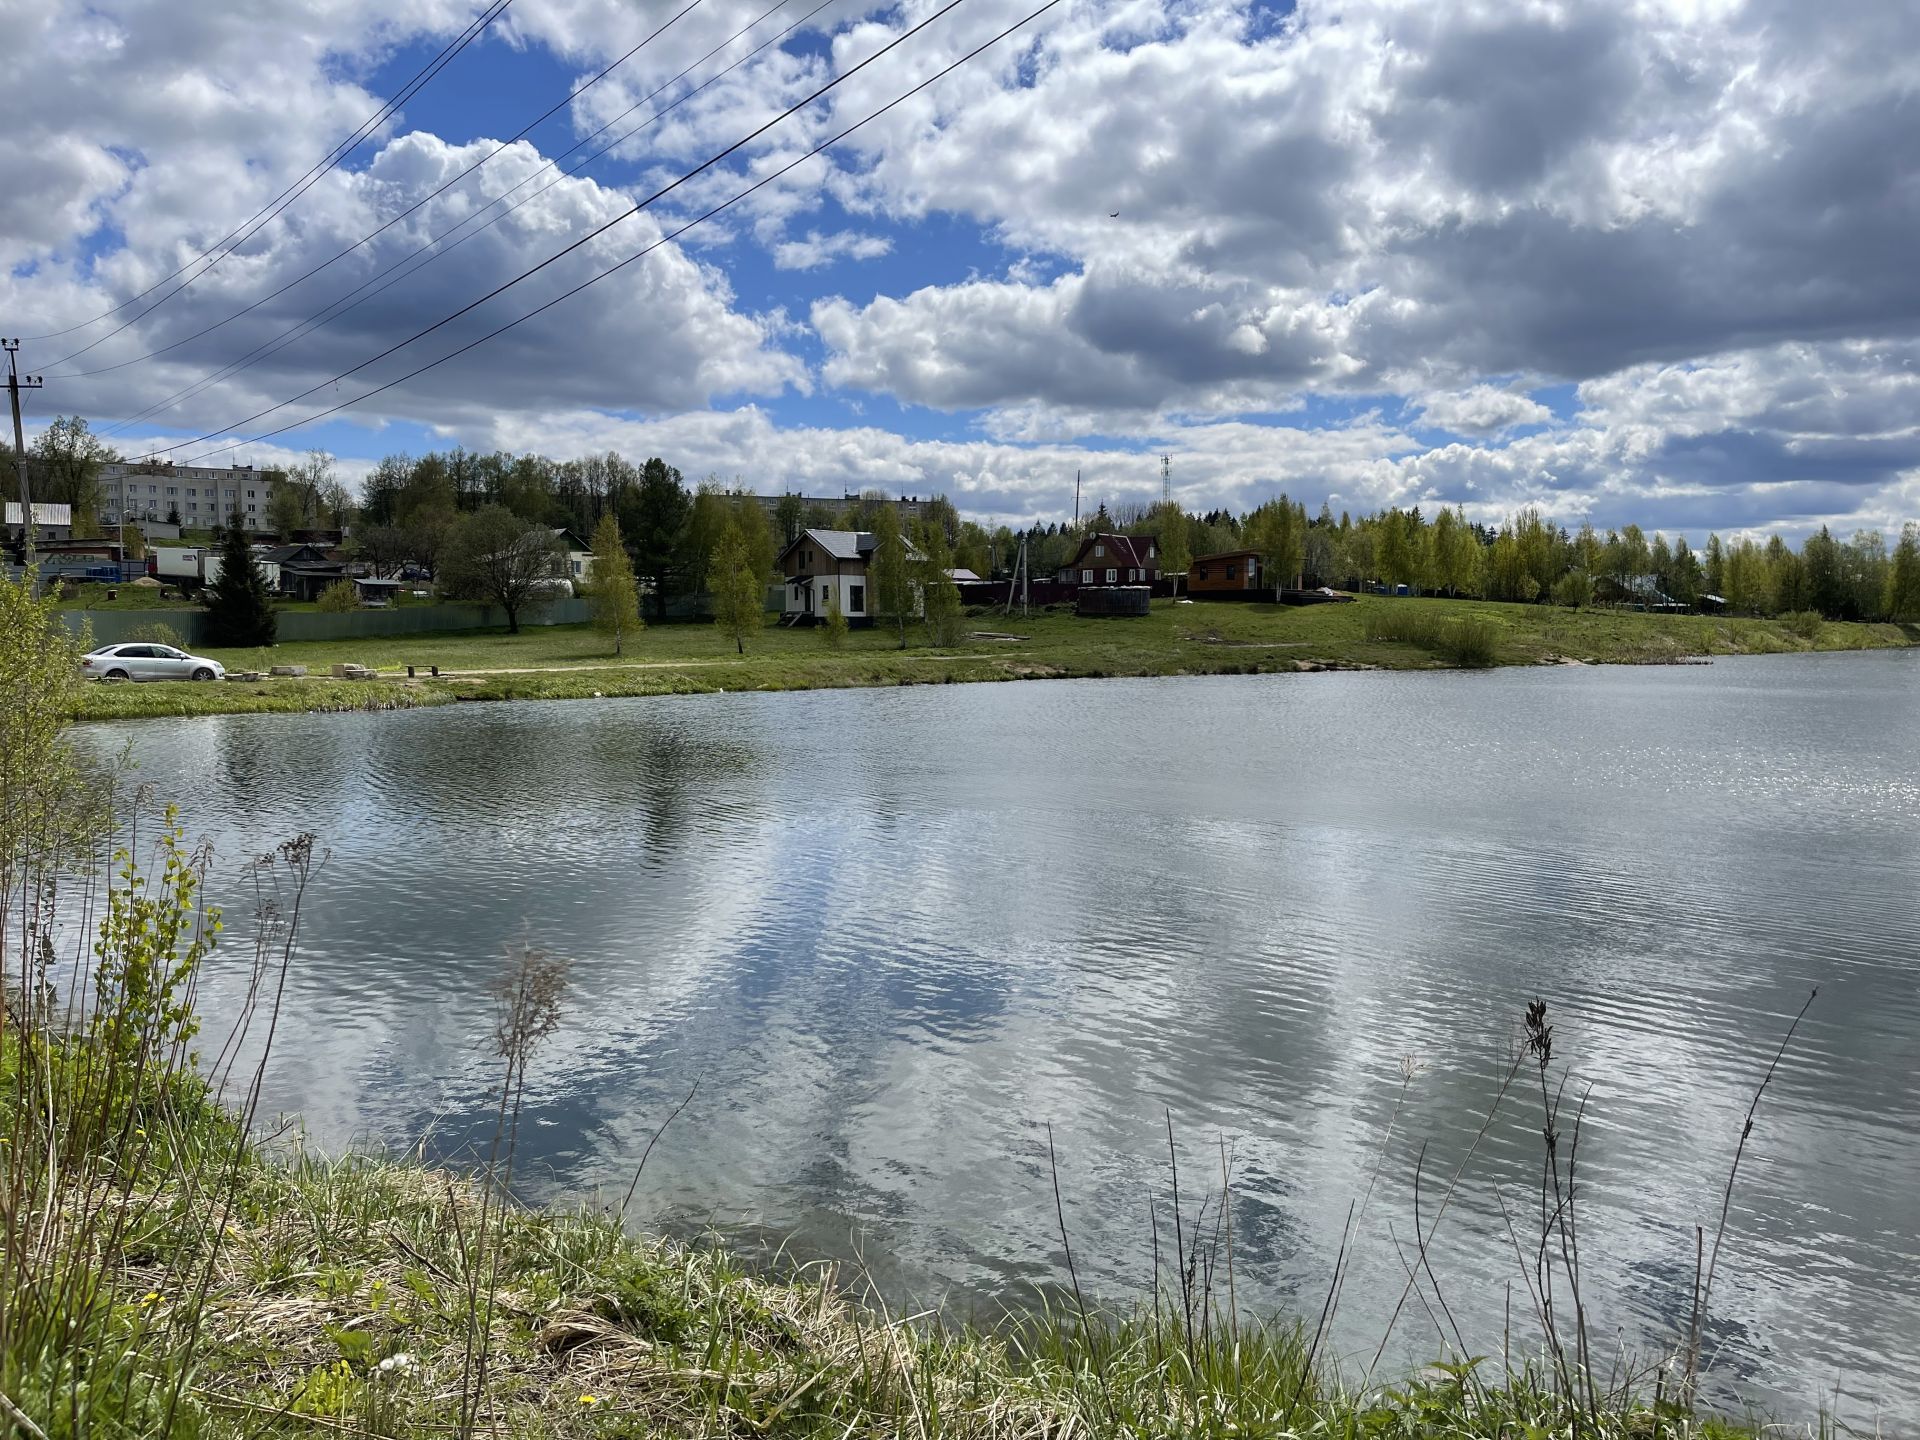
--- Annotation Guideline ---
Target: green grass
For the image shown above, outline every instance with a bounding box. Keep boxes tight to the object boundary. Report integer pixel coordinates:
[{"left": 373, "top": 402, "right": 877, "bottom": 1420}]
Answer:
[
  {"left": 65, "top": 595, "right": 1918, "bottom": 723},
  {"left": 7, "top": 1100, "right": 1787, "bottom": 1440}
]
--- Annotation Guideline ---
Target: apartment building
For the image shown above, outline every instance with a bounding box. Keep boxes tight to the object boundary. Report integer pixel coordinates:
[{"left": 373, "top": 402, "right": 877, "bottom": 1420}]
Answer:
[{"left": 98, "top": 461, "right": 284, "bottom": 530}]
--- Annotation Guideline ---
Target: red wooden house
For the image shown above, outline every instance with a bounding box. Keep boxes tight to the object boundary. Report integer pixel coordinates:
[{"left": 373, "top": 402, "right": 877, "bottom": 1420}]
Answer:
[{"left": 1057, "top": 533, "right": 1159, "bottom": 586}]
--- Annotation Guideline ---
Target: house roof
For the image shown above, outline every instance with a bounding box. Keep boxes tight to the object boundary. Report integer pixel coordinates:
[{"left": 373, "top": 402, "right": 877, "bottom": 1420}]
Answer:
[
  {"left": 1064, "top": 532, "right": 1157, "bottom": 570},
  {"left": 778, "top": 527, "right": 923, "bottom": 567},
  {"left": 550, "top": 527, "right": 589, "bottom": 550},
  {"left": 259, "top": 544, "right": 330, "bottom": 564},
  {"left": 5, "top": 502, "right": 72, "bottom": 526},
  {"left": 1191, "top": 549, "right": 1261, "bottom": 564},
  {"left": 946, "top": 567, "right": 983, "bottom": 582}
]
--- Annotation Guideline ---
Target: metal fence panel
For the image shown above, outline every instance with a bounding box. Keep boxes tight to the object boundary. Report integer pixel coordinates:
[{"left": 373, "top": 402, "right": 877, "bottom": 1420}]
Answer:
[{"left": 60, "top": 598, "right": 596, "bottom": 649}]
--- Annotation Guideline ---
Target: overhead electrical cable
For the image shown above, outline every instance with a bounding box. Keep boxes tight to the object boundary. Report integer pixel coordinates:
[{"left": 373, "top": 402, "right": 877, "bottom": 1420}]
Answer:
[
  {"left": 57, "top": 0, "right": 709, "bottom": 383},
  {"left": 144, "top": 0, "right": 991, "bottom": 459},
  {"left": 100, "top": 0, "right": 828, "bottom": 440},
  {"left": 183, "top": 0, "right": 1071, "bottom": 465},
  {"left": 31, "top": 0, "right": 516, "bottom": 357}
]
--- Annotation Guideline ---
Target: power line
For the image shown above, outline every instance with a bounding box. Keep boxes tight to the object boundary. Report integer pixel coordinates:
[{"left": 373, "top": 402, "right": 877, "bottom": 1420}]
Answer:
[
  {"left": 185, "top": 0, "right": 1071, "bottom": 464},
  {"left": 53, "top": 0, "right": 709, "bottom": 384},
  {"left": 28, "top": 0, "right": 515, "bottom": 356},
  {"left": 145, "top": 0, "right": 990, "bottom": 461},
  {"left": 95, "top": 0, "right": 829, "bottom": 438}
]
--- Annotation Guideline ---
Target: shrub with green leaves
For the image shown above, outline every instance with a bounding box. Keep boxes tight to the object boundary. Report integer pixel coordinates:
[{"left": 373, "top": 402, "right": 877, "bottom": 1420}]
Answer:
[
  {"left": 316, "top": 579, "right": 361, "bottom": 613},
  {"left": 823, "top": 587, "right": 849, "bottom": 648},
  {"left": 1552, "top": 570, "right": 1594, "bottom": 609},
  {"left": 1780, "top": 609, "right": 1824, "bottom": 641},
  {"left": 125, "top": 621, "right": 186, "bottom": 647}
]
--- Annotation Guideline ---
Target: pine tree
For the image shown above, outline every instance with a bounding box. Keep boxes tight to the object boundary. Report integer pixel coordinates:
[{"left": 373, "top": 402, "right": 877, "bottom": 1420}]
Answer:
[
  {"left": 588, "top": 511, "right": 642, "bottom": 655},
  {"left": 203, "top": 514, "right": 277, "bottom": 647}
]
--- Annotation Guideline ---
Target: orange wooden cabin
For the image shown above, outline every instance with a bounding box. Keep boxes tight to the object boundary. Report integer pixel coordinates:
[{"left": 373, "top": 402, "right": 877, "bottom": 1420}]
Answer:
[{"left": 1187, "top": 549, "right": 1264, "bottom": 594}]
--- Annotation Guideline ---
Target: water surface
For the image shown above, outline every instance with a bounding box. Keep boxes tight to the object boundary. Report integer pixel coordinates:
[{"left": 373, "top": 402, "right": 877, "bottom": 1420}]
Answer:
[{"left": 82, "top": 651, "right": 1920, "bottom": 1423}]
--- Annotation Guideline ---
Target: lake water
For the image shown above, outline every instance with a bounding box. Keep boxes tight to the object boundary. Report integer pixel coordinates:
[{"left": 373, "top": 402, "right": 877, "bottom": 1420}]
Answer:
[{"left": 79, "top": 652, "right": 1920, "bottom": 1423}]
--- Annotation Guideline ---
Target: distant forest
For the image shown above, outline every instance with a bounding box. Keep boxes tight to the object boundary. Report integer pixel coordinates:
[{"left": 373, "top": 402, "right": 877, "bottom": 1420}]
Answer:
[{"left": 15, "top": 418, "right": 1920, "bottom": 622}]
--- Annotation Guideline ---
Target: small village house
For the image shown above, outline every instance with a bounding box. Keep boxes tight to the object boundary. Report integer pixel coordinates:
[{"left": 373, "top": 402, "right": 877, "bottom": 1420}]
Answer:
[
  {"left": 5, "top": 501, "right": 74, "bottom": 546},
  {"left": 1187, "top": 549, "right": 1264, "bottom": 595},
  {"left": 777, "top": 528, "right": 922, "bottom": 623},
  {"left": 552, "top": 528, "right": 593, "bottom": 584},
  {"left": 256, "top": 543, "right": 346, "bottom": 601},
  {"left": 1057, "top": 532, "right": 1158, "bottom": 587}
]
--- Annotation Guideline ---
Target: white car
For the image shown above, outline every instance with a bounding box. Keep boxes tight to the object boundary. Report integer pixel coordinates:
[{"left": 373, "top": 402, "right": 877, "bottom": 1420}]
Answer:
[{"left": 82, "top": 642, "right": 227, "bottom": 683}]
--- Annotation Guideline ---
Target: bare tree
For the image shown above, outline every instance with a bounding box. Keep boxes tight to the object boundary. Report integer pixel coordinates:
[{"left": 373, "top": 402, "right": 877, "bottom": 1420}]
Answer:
[
  {"left": 350, "top": 524, "right": 410, "bottom": 578},
  {"left": 440, "top": 506, "right": 564, "bottom": 634}
]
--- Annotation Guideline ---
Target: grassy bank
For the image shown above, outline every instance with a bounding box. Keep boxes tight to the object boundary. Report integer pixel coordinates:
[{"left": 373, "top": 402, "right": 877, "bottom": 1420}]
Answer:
[
  {"left": 65, "top": 595, "right": 1919, "bottom": 723},
  {"left": 6, "top": 1115, "right": 1778, "bottom": 1440}
]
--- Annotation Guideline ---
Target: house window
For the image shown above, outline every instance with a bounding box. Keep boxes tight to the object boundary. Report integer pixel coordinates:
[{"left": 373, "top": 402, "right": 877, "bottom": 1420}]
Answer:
[
  {"left": 247, "top": 489, "right": 256, "bottom": 498},
  {"left": 1094, "top": 543, "right": 1105, "bottom": 557},
  {"left": 850, "top": 584, "right": 865, "bottom": 612},
  {"left": 1081, "top": 569, "right": 1093, "bottom": 584},
  {"left": 166, "top": 486, "right": 177, "bottom": 495},
  {"left": 1148, "top": 544, "right": 1156, "bottom": 558},
  {"left": 573, "top": 559, "right": 583, "bottom": 576},
  {"left": 1227, "top": 564, "right": 1238, "bottom": 580},
  {"left": 186, "top": 488, "right": 196, "bottom": 497},
  {"left": 1106, "top": 568, "right": 1118, "bottom": 583}
]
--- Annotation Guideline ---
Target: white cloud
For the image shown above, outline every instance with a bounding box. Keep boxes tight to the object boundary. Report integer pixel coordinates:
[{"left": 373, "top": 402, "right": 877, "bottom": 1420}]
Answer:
[
  {"left": 2, "top": 0, "right": 1917, "bottom": 537},
  {"left": 1417, "top": 386, "right": 1554, "bottom": 436},
  {"left": 770, "top": 228, "right": 892, "bottom": 270}
]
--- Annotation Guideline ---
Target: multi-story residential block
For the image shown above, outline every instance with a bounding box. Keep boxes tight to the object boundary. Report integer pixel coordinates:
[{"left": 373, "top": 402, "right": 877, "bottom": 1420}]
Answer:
[{"left": 97, "top": 461, "right": 287, "bottom": 530}]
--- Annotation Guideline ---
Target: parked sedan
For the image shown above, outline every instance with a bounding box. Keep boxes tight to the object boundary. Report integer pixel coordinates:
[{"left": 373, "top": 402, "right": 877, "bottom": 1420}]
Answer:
[{"left": 81, "top": 643, "right": 227, "bottom": 683}]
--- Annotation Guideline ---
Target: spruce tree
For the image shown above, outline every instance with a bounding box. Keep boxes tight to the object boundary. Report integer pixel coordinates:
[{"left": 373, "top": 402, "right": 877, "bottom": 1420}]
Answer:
[{"left": 203, "top": 515, "right": 277, "bottom": 647}]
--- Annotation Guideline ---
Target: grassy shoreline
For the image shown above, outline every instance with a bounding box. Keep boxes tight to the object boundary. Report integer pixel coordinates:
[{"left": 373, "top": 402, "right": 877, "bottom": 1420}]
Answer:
[
  {"left": 66, "top": 1129, "right": 1772, "bottom": 1440},
  {"left": 65, "top": 595, "right": 1916, "bottom": 724}
]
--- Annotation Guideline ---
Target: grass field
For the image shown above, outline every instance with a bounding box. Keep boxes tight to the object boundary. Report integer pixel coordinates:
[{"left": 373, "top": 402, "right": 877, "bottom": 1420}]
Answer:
[{"left": 67, "top": 595, "right": 1918, "bottom": 722}]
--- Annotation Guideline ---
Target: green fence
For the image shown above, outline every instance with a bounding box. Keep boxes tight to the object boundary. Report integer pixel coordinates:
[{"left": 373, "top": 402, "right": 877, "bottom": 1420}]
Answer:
[{"left": 62, "top": 598, "right": 596, "bottom": 648}]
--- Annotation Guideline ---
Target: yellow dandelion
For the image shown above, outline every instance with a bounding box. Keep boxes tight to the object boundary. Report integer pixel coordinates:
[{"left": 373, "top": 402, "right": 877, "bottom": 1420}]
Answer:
[
  {"left": 578, "top": 1395, "right": 598, "bottom": 1406},
  {"left": 141, "top": 1292, "right": 161, "bottom": 1307}
]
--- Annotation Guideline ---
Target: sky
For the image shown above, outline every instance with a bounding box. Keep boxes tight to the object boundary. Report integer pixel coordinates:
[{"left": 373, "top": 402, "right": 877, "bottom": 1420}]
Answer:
[{"left": 3, "top": 0, "right": 1919, "bottom": 536}]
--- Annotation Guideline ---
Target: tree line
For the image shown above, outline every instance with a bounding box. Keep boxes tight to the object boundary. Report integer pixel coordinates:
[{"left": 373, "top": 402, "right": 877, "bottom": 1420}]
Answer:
[{"left": 13, "top": 418, "right": 1919, "bottom": 624}]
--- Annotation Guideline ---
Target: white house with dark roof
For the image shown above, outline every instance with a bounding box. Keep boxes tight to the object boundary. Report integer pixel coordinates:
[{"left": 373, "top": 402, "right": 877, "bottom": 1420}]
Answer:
[{"left": 776, "top": 527, "right": 922, "bottom": 623}]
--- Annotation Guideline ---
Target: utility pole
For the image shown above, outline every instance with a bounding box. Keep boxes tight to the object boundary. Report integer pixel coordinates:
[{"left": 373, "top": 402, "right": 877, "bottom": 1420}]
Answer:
[
  {"left": 5, "top": 339, "right": 44, "bottom": 580},
  {"left": 1073, "top": 468, "right": 1081, "bottom": 529}
]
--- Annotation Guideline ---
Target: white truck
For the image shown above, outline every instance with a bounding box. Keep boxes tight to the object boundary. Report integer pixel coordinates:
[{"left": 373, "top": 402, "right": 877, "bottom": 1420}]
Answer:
[
  {"left": 150, "top": 547, "right": 203, "bottom": 584},
  {"left": 149, "top": 547, "right": 281, "bottom": 591}
]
